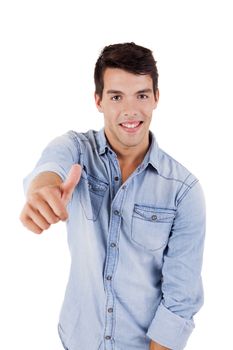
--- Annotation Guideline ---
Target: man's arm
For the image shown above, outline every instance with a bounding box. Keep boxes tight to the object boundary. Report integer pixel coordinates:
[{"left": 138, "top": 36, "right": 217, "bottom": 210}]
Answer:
[
  {"left": 146, "top": 180, "right": 205, "bottom": 349},
  {"left": 20, "top": 165, "right": 81, "bottom": 234},
  {"left": 150, "top": 340, "right": 170, "bottom": 350}
]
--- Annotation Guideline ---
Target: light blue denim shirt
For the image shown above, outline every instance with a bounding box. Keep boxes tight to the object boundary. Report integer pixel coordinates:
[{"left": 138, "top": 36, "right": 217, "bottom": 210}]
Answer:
[{"left": 24, "top": 128, "right": 205, "bottom": 350}]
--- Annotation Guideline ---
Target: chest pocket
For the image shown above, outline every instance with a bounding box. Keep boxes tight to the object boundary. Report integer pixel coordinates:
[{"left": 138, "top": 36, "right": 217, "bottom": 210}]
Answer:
[
  {"left": 79, "top": 171, "right": 108, "bottom": 221},
  {"left": 131, "top": 204, "right": 176, "bottom": 251}
]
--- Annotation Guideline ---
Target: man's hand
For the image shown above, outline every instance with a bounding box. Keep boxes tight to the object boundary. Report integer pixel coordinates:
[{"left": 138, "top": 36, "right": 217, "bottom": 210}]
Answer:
[
  {"left": 150, "top": 340, "right": 170, "bottom": 350},
  {"left": 20, "top": 164, "right": 82, "bottom": 234}
]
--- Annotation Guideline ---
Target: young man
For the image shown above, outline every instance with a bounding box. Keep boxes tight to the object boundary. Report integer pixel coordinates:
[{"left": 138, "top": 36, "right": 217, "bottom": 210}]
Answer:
[{"left": 20, "top": 43, "right": 205, "bottom": 350}]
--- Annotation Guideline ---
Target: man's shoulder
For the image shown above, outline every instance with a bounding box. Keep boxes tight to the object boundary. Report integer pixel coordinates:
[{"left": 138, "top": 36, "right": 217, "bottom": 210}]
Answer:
[
  {"left": 63, "top": 129, "right": 99, "bottom": 149},
  {"left": 66, "top": 129, "right": 100, "bottom": 143},
  {"left": 157, "top": 147, "right": 198, "bottom": 188},
  {"left": 66, "top": 129, "right": 97, "bottom": 141}
]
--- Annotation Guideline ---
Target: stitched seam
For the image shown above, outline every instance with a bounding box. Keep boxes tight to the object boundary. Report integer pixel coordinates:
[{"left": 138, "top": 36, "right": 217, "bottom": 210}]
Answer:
[
  {"left": 67, "top": 131, "right": 83, "bottom": 164},
  {"left": 177, "top": 178, "right": 199, "bottom": 206},
  {"left": 157, "top": 172, "right": 193, "bottom": 189}
]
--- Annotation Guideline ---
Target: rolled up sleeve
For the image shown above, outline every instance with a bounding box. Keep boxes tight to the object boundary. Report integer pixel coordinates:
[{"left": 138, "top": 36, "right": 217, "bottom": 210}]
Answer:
[
  {"left": 147, "top": 302, "right": 194, "bottom": 349},
  {"left": 146, "top": 180, "right": 206, "bottom": 349}
]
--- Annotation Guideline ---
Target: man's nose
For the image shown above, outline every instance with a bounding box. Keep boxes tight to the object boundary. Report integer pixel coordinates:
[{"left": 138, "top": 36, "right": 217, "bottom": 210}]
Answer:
[{"left": 122, "top": 99, "right": 138, "bottom": 118}]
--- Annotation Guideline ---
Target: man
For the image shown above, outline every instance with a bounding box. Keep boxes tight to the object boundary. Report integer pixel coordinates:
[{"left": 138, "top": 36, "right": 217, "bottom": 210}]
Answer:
[{"left": 20, "top": 42, "right": 205, "bottom": 350}]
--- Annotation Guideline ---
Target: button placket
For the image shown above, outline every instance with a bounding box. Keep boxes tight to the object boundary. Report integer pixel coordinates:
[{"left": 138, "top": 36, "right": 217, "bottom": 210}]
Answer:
[
  {"left": 108, "top": 152, "right": 122, "bottom": 195},
  {"left": 103, "top": 198, "right": 124, "bottom": 347},
  {"left": 103, "top": 153, "right": 128, "bottom": 348}
]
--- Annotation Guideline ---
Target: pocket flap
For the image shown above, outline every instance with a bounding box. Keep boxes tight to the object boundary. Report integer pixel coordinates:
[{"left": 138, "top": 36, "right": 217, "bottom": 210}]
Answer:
[{"left": 134, "top": 205, "right": 175, "bottom": 223}]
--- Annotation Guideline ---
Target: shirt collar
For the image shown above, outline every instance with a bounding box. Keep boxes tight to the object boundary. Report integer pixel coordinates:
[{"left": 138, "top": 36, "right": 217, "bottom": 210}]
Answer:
[
  {"left": 96, "top": 128, "right": 112, "bottom": 155},
  {"left": 146, "top": 131, "right": 160, "bottom": 173},
  {"left": 96, "top": 128, "right": 160, "bottom": 173}
]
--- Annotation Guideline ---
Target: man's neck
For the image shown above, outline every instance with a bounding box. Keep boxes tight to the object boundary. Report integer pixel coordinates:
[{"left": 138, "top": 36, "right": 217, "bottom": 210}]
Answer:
[
  {"left": 117, "top": 146, "right": 147, "bottom": 168},
  {"left": 106, "top": 136, "right": 150, "bottom": 183},
  {"left": 105, "top": 132, "right": 150, "bottom": 166}
]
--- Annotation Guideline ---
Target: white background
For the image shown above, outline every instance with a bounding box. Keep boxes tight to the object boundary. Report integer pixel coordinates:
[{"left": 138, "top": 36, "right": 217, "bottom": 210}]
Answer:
[{"left": 0, "top": 0, "right": 232, "bottom": 349}]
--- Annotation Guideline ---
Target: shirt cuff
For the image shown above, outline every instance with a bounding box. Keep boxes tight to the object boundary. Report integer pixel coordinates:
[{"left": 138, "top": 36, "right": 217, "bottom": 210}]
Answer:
[
  {"left": 23, "top": 162, "right": 67, "bottom": 195},
  {"left": 146, "top": 303, "right": 195, "bottom": 350}
]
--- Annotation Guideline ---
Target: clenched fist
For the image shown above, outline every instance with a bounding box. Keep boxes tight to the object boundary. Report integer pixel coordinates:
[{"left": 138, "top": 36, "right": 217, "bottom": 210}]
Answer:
[{"left": 20, "top": 164, "right": 82, "bottom": 234}]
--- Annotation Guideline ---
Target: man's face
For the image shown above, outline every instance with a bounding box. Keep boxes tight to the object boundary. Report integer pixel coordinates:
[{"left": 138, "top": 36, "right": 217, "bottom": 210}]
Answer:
[{"left": 95, "top": 68, "right": 159, "bottom": 154}]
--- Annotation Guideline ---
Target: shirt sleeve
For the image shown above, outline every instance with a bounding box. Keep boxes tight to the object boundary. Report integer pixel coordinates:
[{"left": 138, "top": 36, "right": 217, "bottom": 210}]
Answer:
[
  {"left": 146, "top": 180, "right": 206, "bottom": 350},
  {"left": 23, "top": 131, "right": 81, "bottom": 195}
]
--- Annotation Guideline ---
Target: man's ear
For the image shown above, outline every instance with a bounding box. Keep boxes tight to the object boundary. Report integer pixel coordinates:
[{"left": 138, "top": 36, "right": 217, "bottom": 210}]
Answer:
[
  {"left": 153, "top": 89, "right": 160, "bottom": 109},
  {"left": 94, "top": 93, "right": 103, "bottom": 113}
]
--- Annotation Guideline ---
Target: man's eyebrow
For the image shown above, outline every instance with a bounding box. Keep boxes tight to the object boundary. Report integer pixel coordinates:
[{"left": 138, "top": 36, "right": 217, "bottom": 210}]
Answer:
[
  {"left": 106, "top": 90, "right": 124, "bottom": 94},
  {"left": 136, "top": 88, "right": 153, "bottom": 94},
  {"left": 106, "top": 88, "right": 153, "bottom": 94}
]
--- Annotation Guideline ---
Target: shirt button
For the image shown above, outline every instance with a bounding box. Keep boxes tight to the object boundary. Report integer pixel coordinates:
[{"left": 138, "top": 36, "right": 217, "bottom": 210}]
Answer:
[
  {"left": 105, "top": 335, "right": 111, "bottom": 340},
  {"left": 106, "top": 275, "right": 112, "bottom": 280},
  {"left": 108, "top": 308, "right": 113, "bottom": 313},
  {"left": 151, "top": 215, "right": 157, "bottom": 221},
  {"left": 114, "top": 210, "right": 120, "bottom": 216},
  {"left": 122, "top": 185, "right": 126, "bottom": 190},
  {"left": 110, "top": 243, "right": 116, "bottom": 248},
  {"left": 114, "top": 176, "right": 119, "bottom": 181}
]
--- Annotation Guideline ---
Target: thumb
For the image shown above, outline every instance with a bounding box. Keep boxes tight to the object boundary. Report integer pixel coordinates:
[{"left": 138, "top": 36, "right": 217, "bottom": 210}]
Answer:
[{"left": 61, "top": 164, "right": 82, "bottom": 204}]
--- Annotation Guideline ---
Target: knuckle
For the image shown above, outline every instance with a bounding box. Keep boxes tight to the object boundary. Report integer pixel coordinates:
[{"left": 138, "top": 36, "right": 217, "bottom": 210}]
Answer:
[
  {"left": 40, "top": 186, "right": 51, "bottom": 197},
  {"left": 27, "top": 193, "right": 40, "bottom": 207},
  {"left": 42, "top": 185, "right": 60, "bottom": 197},
  {"left": 19, "top": 212, "right": 26, "bottom": 224},
  {"left": 38, "top": 219, "right": 50, "bottom": 230},
  {"left": 34, "top": 228, "right": 43, "bottom": 234},
  {"left": 20, "top": 214, "right": 30, "bottom": 228},
  {"left": 44, "top": 223, "right": 51, "bottom": 230},
  {"left": 19, "top": 209, "right": 44, "bottom": 234},
  {"left": 51, "top": 217, "right": 60, "bottom": 224},
  {"left": 19, "top": 204, "right": 29, "bottom": 223},
  {"left": 21, "top": 220, "right": 29, "bottom": 229},
  {"left": 55, "top": 205, "right": 67, "bottom": 220},
  {"left": 60, "top": 211, "right": 68, "bottom": 221},
  {"left": 27, "top": 191, "right": 38, "bottom": 201}
]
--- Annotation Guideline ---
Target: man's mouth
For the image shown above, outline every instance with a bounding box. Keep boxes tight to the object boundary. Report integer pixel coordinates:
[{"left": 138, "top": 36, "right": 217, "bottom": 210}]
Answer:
[{"left": 119, "top": 121, "right": 143, "bottom": 131}]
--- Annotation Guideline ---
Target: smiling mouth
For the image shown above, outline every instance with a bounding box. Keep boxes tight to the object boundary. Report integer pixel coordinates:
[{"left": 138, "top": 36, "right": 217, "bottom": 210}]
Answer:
[{"left": 119, "top": 121, "right": 143, "bottom": 131}]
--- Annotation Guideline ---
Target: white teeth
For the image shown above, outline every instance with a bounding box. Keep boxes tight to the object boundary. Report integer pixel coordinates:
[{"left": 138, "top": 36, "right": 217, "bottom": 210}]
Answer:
[{"left": 121, "top": 122, "right": 141, "bottom": 129}]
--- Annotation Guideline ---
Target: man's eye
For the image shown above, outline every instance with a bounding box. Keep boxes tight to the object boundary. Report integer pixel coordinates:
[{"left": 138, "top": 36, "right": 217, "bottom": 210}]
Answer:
[
  {"left": 111, "top": 95, "right": 121, "bottom": 101},
  {"left": 138, "top": 94, "right": 149, "bottom": 100}
]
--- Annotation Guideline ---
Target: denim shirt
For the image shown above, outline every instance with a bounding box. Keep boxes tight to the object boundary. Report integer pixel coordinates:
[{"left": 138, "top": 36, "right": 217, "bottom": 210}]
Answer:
[{"left": 24, "top": 128, "right": 205, "bottom": 350}]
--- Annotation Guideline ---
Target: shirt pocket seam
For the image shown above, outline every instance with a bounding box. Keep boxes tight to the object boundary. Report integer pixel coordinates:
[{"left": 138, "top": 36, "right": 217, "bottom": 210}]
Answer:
[
  {"left": 131, "top": 205, "right": 176, "bottom": 251},
  {"left": 79, "top": 171, "right": 108, "bottom": 221}
]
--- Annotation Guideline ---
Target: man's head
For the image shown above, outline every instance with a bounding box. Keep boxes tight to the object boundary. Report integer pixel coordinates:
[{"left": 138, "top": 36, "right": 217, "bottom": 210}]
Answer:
[
  {"left": 94, "top": 42, "right": 159, "bottom": 157},
  {"left": 94, "top": 42, "right": 159, "bottom": 100}
]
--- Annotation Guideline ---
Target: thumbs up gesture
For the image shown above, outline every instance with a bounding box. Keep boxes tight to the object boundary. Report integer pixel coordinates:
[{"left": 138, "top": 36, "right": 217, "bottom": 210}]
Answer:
[
  {"left": 61, "top": 164, "right": 82, "bottom": 205},
  {"left": 20, "top": 164, "right": 82, "bottom": 234}
]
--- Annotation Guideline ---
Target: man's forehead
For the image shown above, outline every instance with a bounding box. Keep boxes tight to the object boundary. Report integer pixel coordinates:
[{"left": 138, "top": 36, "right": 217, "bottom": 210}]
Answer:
[{"left": 103, "top": 68, "right": 153, "bottom": 92}]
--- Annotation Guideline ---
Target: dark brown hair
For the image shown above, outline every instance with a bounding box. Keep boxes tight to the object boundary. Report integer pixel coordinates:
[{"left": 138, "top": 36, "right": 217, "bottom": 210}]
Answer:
[{"left": 94, "top": 42, "right": 159, "bottom": 99}]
